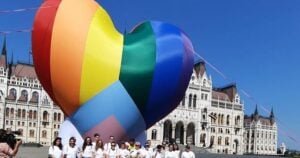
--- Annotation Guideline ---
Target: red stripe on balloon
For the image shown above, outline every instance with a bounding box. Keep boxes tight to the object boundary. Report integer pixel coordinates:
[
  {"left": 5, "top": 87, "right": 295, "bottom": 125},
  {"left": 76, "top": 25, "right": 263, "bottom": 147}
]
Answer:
[{"left": 32, "top": 0, "right": 61, "bottom": 105}]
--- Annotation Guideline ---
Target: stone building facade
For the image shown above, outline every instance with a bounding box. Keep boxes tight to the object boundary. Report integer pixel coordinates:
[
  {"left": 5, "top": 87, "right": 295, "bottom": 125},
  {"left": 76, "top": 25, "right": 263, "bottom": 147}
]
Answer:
[
  {"left": 0, "top": 39, "right": 277, "bottom": 155},
  {"left": 243, "top": 106, "right": 277, "bottom": 155},
  {"left": 0, "top": 39, "right": 64, "bottom": 146},
  {"left": 146, "top": 61, "right": 244, "bottom": 154}
]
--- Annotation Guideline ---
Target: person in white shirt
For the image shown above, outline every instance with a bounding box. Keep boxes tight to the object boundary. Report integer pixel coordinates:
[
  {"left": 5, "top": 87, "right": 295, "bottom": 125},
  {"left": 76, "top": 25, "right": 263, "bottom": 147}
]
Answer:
[
  {"left": 152, "top": 145, "right": 163, "bottom": 158},
  {"left": 105, "top": 141, "right": 120, "bottom": 158},
  {"left": 48, "top": 137, "right": 63, "bottom": 158},
  {"left": 81, "top": 136, "right": 94, "bottom": 158},
  {"left": 63, "top": 137, "right": 80, "bottom": 158},
  {"left": 104, "top": 136, "right": 119, "bottom": 151},
  {"left": 173, "top": 144, "right": 180, "bottom": 158},
  {"left": 143, "top": 142, "right": 153, "bottom": 158},
  {"left": 130, "top": 142, "right": 146, "bottom": 158},
  {"left": 119, "top": 142, "right": 130, "bottom": 158},
  {"left": 92, "top": 133, "right": 101, "bottom": 149},
  {"left": 94, "top": 139, "right": 106, "bottom": 158},
  {"left": 165, "top": 144, "right": 177, "bottom": 158},
  {"left": 180, "top": 145, "right": 195, "bottom": 158}
]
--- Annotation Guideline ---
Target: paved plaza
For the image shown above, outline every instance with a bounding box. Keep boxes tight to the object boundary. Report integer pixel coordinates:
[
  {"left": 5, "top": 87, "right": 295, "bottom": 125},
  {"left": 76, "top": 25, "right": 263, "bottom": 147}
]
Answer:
[{"left": 16, "top": 146, "right": 286, "bottom": 158}]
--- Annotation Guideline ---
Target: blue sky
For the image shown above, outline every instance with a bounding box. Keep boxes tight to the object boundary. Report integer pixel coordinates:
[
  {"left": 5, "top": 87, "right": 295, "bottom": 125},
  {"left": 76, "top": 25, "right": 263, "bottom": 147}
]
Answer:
[{"left": 1, "top": 0, "right": 300, "bottom": 150}]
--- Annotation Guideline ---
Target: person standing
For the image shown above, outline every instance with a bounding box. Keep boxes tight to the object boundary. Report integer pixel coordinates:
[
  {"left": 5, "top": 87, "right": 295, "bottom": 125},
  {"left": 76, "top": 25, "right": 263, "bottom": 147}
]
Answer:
[
  {"left": 143, "top": 142, "right": 153, "bottom": 158},
  {"left": 104, "top": 136, "right": 119, "bottom": 151},
  {"left": 165, "top": 144, "right": 177, "bottom": 158},
  {"left": 0, "top": 128, "right": 22, "bottom": 158},
  {"left": 105, "top": 141, "right": 120, "bottom": 158},
  {"left": 63, "top": 137, "right": 80, "bottom": 158},
  {"left": 119, "top": 142, "right": 130, "bottom": 158},
  {"left": 94, "top": 139, "right": 106, "bottom": 158},
  {"left": 92, "top": 133, "right": 101, "bottom": 149},
  {"left": 127, "top": 138, "right": 135, "bottom": 152},
  {"left": 130, "top": 142, "right": 145, "bottom": 158},
  {"left": 180, "top": 145, "right": 195, "bottom": 158},
  {"left": 173, "top": 144, "right": 180, "bottom": 158},
  {"left": 151, "top": 145, "right": 163, "bottom": 158},
  {"left": 81, "top": 136, "right": 94, "bottom": 158},
  {"left": 49, "top": 137, "right": 63, "bottom": 158}
]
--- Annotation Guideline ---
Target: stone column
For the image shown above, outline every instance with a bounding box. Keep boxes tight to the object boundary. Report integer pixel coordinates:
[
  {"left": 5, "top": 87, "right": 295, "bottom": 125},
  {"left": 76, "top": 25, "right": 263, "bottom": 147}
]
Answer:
[
  {"left": 172, "top": 125, "right": 176, "bottom": 142},
  {"left": 195, "top": 124, "right": 200, "bottom": 147},
  {"left": 183, "top": 129, "right": 187, "bottom": 145}
]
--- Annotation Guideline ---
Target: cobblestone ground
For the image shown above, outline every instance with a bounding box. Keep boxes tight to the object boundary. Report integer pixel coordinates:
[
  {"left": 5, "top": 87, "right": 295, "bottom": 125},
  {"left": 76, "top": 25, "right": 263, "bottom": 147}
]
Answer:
[{"left": 16, "top": 147, "right": 286, "bottom": 158}]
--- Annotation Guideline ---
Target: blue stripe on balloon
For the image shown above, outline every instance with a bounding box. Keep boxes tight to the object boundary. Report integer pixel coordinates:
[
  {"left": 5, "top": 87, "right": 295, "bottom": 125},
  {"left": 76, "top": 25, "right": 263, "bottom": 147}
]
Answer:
[
  {"left": 171, "top": 31, "right": 194, "bottom": 107},
  {"left": 143, "top": 21, "right": 186, "bottom": 127},
  {"left": 69, "top": 81, "right": 146, "bottom": 139}
]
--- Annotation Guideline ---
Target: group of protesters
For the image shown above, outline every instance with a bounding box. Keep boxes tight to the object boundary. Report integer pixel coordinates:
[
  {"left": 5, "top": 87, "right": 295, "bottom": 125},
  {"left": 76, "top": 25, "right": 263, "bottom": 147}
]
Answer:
[{"left": 48, "top": 133, "right": 195, "bottom": 158}]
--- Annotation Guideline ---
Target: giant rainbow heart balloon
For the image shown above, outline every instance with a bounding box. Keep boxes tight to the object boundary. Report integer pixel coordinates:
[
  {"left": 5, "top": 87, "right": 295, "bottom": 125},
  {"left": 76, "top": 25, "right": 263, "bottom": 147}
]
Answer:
[{"left": 32, "top": 0, "right": 194, "bottom": 142}]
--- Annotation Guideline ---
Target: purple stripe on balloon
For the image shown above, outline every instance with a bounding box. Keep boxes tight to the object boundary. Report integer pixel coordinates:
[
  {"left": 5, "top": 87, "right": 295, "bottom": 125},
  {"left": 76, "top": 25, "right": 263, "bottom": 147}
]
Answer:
[
  {"left": 84, "top": 116, "right": 129, "bottom": 143},
  {"left": 170, "top": 32, "right": 194, "bottom": 108}
]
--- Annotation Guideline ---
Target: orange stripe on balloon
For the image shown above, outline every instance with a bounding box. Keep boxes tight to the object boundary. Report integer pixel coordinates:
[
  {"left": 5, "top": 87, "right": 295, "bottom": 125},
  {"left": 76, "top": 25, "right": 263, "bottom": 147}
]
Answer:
[{"left": 50, "top": 0, "right": 98, "bottom": 115}]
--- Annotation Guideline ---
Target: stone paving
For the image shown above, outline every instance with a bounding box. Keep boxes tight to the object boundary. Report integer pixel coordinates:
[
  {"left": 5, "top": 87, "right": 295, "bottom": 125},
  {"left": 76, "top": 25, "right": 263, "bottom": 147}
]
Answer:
[{"left": 16, "top": 146, "right": 286, "bottom": 158}]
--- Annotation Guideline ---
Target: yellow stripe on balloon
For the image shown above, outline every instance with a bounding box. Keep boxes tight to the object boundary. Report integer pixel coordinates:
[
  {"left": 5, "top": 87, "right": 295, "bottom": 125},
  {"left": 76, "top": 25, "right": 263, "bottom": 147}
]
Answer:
[
  {"left": 80, "top": 7, "right": 124, "bottom": 104},
  {"left": 50, "top": 0, "right": 99, "bottom": 115}
]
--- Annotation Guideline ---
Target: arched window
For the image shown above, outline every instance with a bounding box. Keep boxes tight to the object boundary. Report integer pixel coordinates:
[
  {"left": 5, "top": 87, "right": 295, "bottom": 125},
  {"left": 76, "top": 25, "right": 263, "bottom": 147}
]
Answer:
[
  {"left": 54, "top": 131, "right": 59, "bottom": 138},
  {"left": 236, "top": 116, "right": 241, "bottom": 125},
  {"left": 22, "top": 109, "right": 26, "bottom": 118},
  {"left": 42, "top": 96, "right": 49, "bottom": 105},
  {"left": 151, "top": 129, "right": 157, "bottom": 140},
  {"left": 53, "top": 113, "right": 57, "bottom": 121},
  {"left": 218, "top": 136, "right": 222, "bottom": 145},
  {"left": 28, "top": 110, "right": 33, "bottom": 119},
  {"left": 9, "top": 88, "right": 17, "bottom": 100},
  {"left": 225, "top": 137, "right": 229, "bottom": 146},
  {"left": 58, "top": 113, "right": 61, "bottom": 122},
  {"left": 188, "top": 94, "right": 192, "bottom": 108},
  {"left": 193, "top": 95, "right": 197, "bottom": 108},
  {"left": 10, "top": 108, "right": 14, "bottom": 117},
  {"left": 29, "top": 130, "right": 35, "bottom": 137},
  {"left": 210, "top": 136, "right": 215, "bottom": 146},
  {"left": 181, "top": 94, "right": 185, "bottom": 107},
  {"left": 42, "top": 130, "right": 47, "bottom": 138},
  {"left": 200, "top": 134, "right": 206, "bottom": 143},
  {"left": 21, "top": 90, "right": 28, "bottom": 101},
  {"left": 18, "top": 129, "right": 23, "bottom": 136},
  {"left": 17, "top": 109, "right": 21, "bottom": 118},
  {"left": 5, "top": 108, "right": 9, "bottom": 117},
  {"left": 221, "top": 115, "right": 224, "bottom": 125},
  {"left": 226, "top": 115, "right": 230, "bottom": 125},
  {"left": 33, "top": 110, "right": 37, "bottom": 119},
  {"left": 43, "top": 111, "right": 48, "bottom": 121},
  {"left": 32, "top": 91, "right": 39, "bottom": 103}
]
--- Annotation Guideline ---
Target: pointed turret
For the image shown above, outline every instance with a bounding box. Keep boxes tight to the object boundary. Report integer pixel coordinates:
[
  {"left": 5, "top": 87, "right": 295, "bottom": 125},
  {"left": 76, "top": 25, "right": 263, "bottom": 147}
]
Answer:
[
  {"left": 0, "top": 36, "right": 8, "bottom": 69},
  {"left": 254, "top": 105, "right": 259, "bottom": 121},
  {"left": 193, "top": 60, "right": 206, "bottom": 78},
  {"left": 270, "top": 107, "right": 275, "bottom": 125},
  {"left": 8, "top": 52, "right": 14, "bottom": 78},
  {"left": 1, "top": 36, "right": 7, "bottom": 56}
]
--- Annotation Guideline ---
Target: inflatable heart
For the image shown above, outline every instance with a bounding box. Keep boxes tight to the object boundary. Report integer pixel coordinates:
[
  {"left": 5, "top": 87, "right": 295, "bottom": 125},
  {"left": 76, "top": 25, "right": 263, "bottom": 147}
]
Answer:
[{"left": 32, "top": 0, "right": 194, "bottom": 142}]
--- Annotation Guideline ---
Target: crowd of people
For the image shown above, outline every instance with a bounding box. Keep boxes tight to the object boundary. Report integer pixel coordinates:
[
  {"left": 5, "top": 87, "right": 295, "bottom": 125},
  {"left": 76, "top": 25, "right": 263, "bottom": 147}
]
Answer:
[{"left": 48, "top": 134, "right": 195, "bottom": 158}]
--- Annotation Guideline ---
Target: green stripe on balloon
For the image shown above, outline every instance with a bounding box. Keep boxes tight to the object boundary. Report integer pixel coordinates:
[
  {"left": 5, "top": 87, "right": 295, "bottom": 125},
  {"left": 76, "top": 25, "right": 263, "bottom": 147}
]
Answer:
[{"left": 120, "top": 22, "right": 156, "bottom": 113}]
